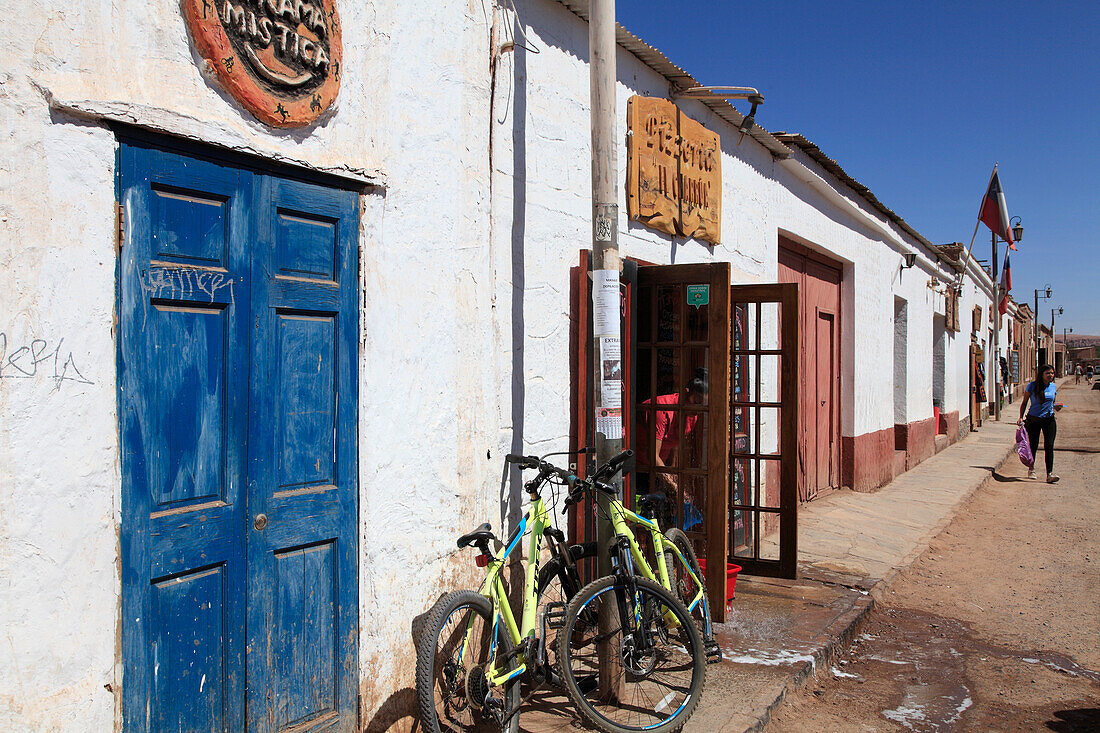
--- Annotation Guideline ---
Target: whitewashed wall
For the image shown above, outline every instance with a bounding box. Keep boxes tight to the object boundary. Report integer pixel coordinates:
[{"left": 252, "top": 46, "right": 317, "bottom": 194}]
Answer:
[
  {"left": 1, "top": 0, "right": 999, "bottom": 729},
  {"left": 494, "top": 0, "right": 971, "bottom": 458},
  {"left": 0, "top": 0, "right": 502, "bottom": 728}
]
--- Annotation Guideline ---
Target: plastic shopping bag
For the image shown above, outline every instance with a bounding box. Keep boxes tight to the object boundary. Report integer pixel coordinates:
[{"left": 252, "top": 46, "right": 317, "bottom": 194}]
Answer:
[{"left": 1015, "top": 425, "right": 1034, "bottom": 469}]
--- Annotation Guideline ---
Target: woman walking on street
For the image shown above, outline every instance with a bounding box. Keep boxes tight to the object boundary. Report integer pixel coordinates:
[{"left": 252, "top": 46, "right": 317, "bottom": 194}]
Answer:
[{"left": 1018, "top": 364, "right": 1062, "bottom": 483}]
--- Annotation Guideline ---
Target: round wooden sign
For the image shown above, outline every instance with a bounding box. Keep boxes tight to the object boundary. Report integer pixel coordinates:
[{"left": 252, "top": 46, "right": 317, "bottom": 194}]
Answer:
[{"left": 184, "top": 0, "right": 343, "bottom": 128}]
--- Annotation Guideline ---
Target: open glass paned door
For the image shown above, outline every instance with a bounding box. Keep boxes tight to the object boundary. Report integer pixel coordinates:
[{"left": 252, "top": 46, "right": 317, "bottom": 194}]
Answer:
[
  {"left": 634, "top": 264, "right": 730, "bottom": 620},
  {"left": 729, "top": 284, "right": 799, "bottom": 579}
]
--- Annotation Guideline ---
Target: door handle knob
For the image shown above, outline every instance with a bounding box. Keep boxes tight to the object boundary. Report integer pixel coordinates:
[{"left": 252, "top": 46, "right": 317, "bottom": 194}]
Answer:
[{"left": 253, "top": 513, "right": 268, "bottom": 531}]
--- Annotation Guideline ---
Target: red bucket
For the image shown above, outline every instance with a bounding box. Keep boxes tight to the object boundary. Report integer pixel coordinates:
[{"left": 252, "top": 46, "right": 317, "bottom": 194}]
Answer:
[{"left": 697, "top": 559, "right": 741, "bottom": 602}]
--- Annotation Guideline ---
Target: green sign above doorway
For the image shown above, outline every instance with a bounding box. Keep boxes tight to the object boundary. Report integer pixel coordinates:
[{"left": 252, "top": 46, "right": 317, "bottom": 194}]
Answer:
[{"left": 686, "top": 284, "right": 710, "bottom": 307}]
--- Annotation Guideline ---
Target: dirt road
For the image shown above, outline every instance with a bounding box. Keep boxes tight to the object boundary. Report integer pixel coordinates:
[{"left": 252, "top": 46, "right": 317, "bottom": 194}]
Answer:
[{"left": 768, "top": 378, "right": 1100, "bottom": 731}]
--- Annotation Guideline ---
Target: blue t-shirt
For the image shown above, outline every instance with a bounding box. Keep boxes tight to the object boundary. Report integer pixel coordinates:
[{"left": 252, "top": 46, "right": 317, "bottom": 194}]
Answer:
[{"left": 1026, "top": 380, "right": 1057, "bottom": 418}]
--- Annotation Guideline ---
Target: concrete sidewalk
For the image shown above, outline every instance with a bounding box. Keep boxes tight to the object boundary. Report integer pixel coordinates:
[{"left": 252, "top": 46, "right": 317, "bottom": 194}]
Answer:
[{"left": 689, "top": 417, "right": 1019, "bottom": 733}]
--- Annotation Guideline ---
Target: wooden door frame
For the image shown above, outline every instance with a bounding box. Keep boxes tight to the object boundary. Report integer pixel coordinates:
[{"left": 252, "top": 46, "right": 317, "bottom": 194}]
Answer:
[
  {"left": 814, "top": 306, "right": 840, "bottom": 491},
  {"left": 778, "top": 238, "right": 843, "bottom": 501},
  {"left": 728, "top": 283, "right": 799, "bottom": 579},
  {"left": 634, "top": 264, "right": 731, "bottom": 617}
]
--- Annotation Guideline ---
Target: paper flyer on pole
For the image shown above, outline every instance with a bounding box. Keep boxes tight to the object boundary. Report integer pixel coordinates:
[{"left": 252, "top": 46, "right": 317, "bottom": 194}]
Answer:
[
  {"left": 592, "top": 269, "right": 620, "bottom": 336},
  {"left": 600, "top": 336, "right": 622, "bottom": 408},
  {"left": 596, "top": 408, "right": 622, "bottom": 440}
]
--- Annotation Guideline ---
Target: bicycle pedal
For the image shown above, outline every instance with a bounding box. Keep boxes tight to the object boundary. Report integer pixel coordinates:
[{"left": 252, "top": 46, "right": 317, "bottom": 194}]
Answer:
[
  {"left": 704, "top": 638, "right": 722, "bottom": 664},
  {"left": 545, "top": 601, "right": 567, "bottom": 630}
]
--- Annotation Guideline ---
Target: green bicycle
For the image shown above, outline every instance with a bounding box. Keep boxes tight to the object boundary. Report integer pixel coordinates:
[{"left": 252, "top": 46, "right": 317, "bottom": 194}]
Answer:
[
  {"left": 415, "top": 450, "right": 611, "bottom": 733},
  {"left": 416, "top": 450, "right": 708, "bottom": 733},
  {"left": 554, "top": 458, "right": 709, "bottom": 733},
  {"left": 615, "top": 491, "right": 720, "bottom": 663}
]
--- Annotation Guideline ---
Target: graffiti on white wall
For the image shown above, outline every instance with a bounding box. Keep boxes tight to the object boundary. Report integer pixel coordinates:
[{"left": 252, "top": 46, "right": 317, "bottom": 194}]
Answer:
[{"left": 0, "top": 333, "right": 94, "bottom": 388}]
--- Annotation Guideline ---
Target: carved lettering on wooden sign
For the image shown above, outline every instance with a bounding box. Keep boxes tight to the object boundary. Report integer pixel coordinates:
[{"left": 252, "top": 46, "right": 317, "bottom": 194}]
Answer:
[
  {"left": 184, "top": 0, "right": 343, "bottom": 128},
  {"left": 627, "top": 96, "right": 722, "bottom": 244}
]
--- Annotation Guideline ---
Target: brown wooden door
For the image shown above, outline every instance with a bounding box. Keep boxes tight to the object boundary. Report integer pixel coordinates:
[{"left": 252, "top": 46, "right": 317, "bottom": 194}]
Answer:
[
  {"left": 634, "top": 263, "right": 731, "bottom": 620},
  {"left": 728, "top": 284, "right": 799, "bottom": 579}
]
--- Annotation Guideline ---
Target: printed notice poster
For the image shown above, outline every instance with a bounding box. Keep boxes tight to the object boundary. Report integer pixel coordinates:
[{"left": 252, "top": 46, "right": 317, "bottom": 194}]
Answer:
[
  {"left": 596, "top": 407, "right": 622, "bottom": 440},
  {"left": 592, "top": 269, "right": 620, "bottom": 336},
  {"left": 600, "top": 336, "right": 622, "bottom": 408}
]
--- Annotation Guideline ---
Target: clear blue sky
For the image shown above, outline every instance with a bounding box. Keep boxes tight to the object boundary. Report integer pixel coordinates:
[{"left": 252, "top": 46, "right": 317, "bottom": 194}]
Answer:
[{"left": 617, "top": 1, "right": 1100, "bottom": 337}]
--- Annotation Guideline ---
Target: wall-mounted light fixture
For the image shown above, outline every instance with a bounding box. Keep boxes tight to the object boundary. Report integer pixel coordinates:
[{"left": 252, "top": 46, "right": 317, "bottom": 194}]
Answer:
[
  {"left": 1010, "top": 216, "right": 1024, "bottom": 244},
  {"left": 901, "top": 252, "right": 918, "bottom": 270},
  {"left": 674, "top": 86, "right": 764, "bottom": 143}
]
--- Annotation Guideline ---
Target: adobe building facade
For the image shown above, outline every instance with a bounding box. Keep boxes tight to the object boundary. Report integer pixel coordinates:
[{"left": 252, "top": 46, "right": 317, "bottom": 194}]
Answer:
[{"left": 0, "top": 0, "right": 1002, "bottom": 730}]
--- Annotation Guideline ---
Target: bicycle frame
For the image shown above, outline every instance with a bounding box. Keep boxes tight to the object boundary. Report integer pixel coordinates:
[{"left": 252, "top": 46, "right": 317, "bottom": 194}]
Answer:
[
  {"left": 606, "top": 497, "right": 711, "bottom": 637},
  {"left": 460, "top": 494, "right": 553, "bottom": 687}
]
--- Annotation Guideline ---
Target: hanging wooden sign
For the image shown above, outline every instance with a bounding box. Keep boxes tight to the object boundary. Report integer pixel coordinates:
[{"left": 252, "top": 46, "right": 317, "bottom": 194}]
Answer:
[
  {"left": 184, "top": 0, "right": 343, "bottom": 128},
  {"left": 627, "top": 96, "right": 722, "bottom": 244}
]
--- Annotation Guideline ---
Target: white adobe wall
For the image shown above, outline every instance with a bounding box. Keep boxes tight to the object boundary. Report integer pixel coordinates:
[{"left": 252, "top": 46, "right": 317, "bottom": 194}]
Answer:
[
  {"left": 0, "top": 0, "right": 500, "bottom": 729},
  {"left": 1, "top": 0, "right": 1000, "bottom": 728},
  {"left": 495, "top": 0, "right": 968, "bottom": 461}
]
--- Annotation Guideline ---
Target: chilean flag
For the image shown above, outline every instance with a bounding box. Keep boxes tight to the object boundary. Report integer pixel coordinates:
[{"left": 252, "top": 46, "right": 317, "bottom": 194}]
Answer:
[
  {"left": 979, "top": 166, "right": 1016, "bottom": 250},
  {"left": 998, "top": 253, "right": 1012, "bottom": 315}
]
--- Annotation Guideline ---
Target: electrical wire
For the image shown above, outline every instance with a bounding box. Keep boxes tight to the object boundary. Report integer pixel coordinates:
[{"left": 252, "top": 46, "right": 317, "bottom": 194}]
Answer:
[{"left": 503, "top": 0, "right": 541, "bottom": 54}]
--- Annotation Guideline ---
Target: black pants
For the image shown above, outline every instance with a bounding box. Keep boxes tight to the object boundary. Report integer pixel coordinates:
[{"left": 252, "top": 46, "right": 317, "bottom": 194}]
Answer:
[{"left": 1025, "top": 416, "right": 1057, "bottom": 474}]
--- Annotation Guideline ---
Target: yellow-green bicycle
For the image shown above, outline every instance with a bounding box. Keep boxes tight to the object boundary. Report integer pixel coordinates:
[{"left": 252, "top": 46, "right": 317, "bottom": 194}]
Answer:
[{"left": 416, "top": 450, "right": 710, "bottom": 733}]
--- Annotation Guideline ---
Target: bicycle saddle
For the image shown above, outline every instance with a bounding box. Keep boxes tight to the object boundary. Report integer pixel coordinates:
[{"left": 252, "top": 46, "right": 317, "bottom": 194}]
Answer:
[{"left": 457, "top": 522, "right": 496, "bottom": 549}]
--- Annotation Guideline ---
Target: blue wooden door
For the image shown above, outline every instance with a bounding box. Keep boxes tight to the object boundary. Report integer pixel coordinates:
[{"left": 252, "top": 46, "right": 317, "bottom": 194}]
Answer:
[
  {"left": 119, "top": 141, "right": 358, "bottom": 732},
  {"left": 245, "top": 175, "right": 359, "bottom": 732}
]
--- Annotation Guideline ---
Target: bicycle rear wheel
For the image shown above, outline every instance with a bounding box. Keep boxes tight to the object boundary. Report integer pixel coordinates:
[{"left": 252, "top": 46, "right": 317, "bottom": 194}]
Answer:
[
  {"left": 556, "top": 575, "right": 706, "bottom": 733},
  {"left": 416, "top": 590, "right": 520, "bottom": 733}
]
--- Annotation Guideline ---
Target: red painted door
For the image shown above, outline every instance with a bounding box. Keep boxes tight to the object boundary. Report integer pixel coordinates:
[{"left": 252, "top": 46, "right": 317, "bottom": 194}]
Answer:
[
  {"left": 816, "top": 312, "right": 835, "bottom": 490},
  {"left": 778, "top": 240, "right": 841, "bottom": 501}
]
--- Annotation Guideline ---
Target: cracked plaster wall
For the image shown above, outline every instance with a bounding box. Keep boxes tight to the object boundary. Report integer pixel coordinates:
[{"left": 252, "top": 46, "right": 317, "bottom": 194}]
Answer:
[{"left": 1, "top": 0, "right": 999, "bottom": 729}]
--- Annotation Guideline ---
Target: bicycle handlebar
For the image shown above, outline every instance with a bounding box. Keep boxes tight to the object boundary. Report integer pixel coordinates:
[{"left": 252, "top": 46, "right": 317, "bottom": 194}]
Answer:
[
  {"left": 594, "top": 449, "right": 634, "bottom": 481},
  {"left": 560, "top": 449, "right": 634, "bottom": 513}
]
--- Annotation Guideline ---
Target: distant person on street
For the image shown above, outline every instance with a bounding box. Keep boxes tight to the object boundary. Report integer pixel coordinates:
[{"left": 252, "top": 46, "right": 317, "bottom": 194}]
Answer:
[
  {"left": 1017, "top": 364, "right": 1062, "bottom": 483},
  {"left": 1088, "top": 365, "right": 1094, "bottom": 383},
  {"left": 1075, "top": 364, "right": 1082, "bottom": 384}
]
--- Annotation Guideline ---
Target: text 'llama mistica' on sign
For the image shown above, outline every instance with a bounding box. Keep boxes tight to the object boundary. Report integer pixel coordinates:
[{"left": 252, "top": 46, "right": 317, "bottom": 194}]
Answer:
[{"left": 184, "top": 0, "right": 343, "bottom": 128}]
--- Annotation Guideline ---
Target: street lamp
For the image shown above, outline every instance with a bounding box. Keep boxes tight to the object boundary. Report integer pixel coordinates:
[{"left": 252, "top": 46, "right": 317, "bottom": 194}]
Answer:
[
  {"left": 1011, "top": 216, "right": 1024, "bottom": 245},
  {"left": 1051, "top": 306, "right": 1063, "bottom": 373},
  {"left": 1034, "top": 285, "right": 1052, "bottom": 379},
  {"left": 1064, "top": 327, "right": 1074, "bottom": 374}
]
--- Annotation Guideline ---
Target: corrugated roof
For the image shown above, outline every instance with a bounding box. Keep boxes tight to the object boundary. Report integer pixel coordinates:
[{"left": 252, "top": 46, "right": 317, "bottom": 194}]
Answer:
[
  {"left": 773, "top": 132, "right": 952, "bottom": 265},
  {"left": 553, "top": 0, "right": 791, "bottom": 158}
]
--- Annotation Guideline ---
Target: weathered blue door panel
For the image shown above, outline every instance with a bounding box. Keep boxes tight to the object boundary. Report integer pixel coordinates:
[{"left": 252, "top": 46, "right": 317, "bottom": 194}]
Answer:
[
  {"left": 121, "top": 142, "right": 358, "bottom": 732},
  {"left": 120, "top": 142, "right": 250, "bottom": 733},
  {"left": 246, "top": 175, "right": 359, "bottom": 733}
]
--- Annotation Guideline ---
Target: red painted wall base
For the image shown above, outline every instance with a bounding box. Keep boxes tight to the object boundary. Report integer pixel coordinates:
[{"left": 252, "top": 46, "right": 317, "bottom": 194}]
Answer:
[{"left": 841, "top": 410, "right": 962, "bottom": 493}]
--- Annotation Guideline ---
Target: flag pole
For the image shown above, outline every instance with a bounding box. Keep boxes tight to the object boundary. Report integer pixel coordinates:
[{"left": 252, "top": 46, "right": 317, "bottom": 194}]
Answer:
[
  {"left": 956, "top": 164, "right": 998, "bottom": 289},
  {"left": 991, "top": 229, "right": 1000, "bottom": 421},
  {"left": 956, "top": 218, "right": 982, "bottom": 286}
]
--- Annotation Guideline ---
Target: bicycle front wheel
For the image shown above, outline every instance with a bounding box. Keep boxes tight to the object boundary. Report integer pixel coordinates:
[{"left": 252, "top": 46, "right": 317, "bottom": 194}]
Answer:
[
  {"left": 415, "top": 590, "right": 520, "bottom": 733},
  {"left": 663, "top": 527, "right": 713, "bottom": 641},
  {"left": 556, "top": 575, "right": 706, "bottom": 733}
]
